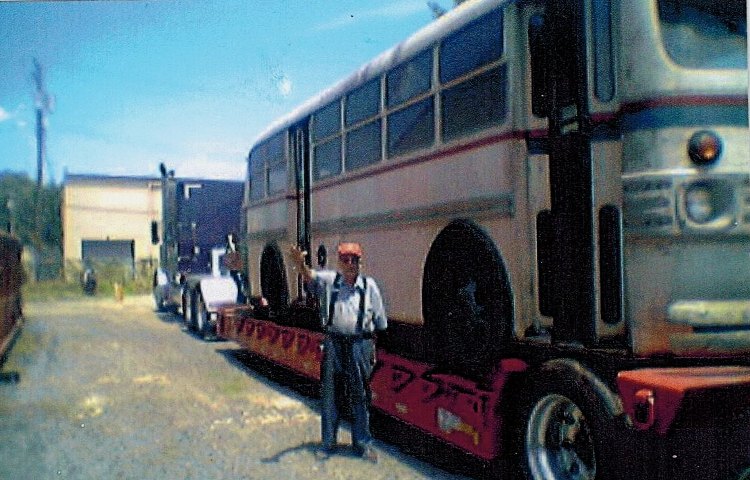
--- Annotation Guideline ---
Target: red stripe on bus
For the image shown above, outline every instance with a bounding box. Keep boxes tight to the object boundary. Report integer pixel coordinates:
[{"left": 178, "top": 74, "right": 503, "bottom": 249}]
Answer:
[{"left": 620, "top": 95, "right": 747, "bottom": 114}]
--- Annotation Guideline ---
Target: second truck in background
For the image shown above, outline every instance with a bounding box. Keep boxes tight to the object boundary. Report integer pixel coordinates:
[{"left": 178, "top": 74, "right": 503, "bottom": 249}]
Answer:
[{"left": 152, "top": 166, "right": 244, "bottom": 340}]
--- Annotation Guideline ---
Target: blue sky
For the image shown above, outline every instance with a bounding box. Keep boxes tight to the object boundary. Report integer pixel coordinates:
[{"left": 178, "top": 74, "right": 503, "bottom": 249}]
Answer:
[{"left": 0, "top": 0, "right": 447, "bottom": 184}]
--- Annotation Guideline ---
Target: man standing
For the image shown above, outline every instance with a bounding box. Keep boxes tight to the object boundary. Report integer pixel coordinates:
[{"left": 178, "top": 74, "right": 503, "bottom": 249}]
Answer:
[{"left": 290, "top": 242, "right": 387, "bottom": 463}]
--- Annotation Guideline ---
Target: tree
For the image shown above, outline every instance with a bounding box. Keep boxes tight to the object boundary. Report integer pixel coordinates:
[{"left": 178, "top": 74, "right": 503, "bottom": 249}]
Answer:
[{"left": 0, "top": 171, "right": 62, "bottom": 278}]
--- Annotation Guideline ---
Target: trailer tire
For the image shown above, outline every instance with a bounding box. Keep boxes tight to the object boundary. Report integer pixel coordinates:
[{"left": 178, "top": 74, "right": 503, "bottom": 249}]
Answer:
[
  {"left": 504, "top": 361, "right": 625, "bottom": 480},
  {"left": 422, "top": 220, "right": 512, "bottom": 377},
  {"left": 195, "top": 294, "right": 216, "bottom": 341},
  {"left": 183, "top": 291, "right": 195, "bottom": 331},
  {"left": 155, "top": 296, "right": 166, "bottom": 312}
]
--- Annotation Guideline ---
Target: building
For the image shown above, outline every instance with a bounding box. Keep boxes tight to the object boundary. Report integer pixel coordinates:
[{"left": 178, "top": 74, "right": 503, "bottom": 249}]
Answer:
[{"left": 61, "top": 174, "right": 162, "bottom": 281}]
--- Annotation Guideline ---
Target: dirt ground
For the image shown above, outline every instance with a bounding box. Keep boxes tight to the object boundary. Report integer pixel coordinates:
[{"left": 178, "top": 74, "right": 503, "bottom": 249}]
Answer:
[{"left": 0, "top": 295, "right": 477, "bottom": 480}]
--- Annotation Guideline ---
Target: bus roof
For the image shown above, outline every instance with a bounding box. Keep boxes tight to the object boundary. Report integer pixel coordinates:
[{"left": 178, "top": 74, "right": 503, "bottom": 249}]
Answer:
[{"left": 249, "top": 0, "right": 509, "bottom": 153}]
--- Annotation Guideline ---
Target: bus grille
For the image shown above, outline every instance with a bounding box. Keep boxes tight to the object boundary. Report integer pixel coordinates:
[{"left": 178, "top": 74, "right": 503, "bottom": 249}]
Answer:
[
  {"left": 623, "top": 178, "right": 675, "bottom": 231},
  {"left": 741, "top": 176, "right": 750, "bottom": 225}
]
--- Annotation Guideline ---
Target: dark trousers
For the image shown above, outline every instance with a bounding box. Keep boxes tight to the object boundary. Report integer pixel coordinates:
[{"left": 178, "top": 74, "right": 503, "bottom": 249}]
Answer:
[{"left": 320, "top": 334, "right": 375, "bottom": 450}]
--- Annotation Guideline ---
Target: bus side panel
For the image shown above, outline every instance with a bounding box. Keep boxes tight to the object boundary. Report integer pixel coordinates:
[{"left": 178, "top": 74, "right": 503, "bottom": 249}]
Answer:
[{"left": 302, "top": 139, "right": 533, "bottom": 328}]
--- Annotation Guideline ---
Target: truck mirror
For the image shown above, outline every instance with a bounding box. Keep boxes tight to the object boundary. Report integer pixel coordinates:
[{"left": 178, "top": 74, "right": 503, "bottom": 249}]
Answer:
[{"left": 151, "top": 221, "right": 160, "bottom": 245}]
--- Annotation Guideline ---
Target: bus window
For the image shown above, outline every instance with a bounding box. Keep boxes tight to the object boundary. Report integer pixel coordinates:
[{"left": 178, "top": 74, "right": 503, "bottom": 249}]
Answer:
[
  {"left": 346, "top": 119, "right": 382, "bottom": 171},
  {"left": 268, "top": 159, "right": 286, "bottom": 195},
  {"left": 312, "top": 101, "right": 342, "bottom": 141},
  {"left": 439, "top": 8, "right": 503, "bottom": 84},
  {"left": 249, "top": 149, "right": 265, "bottom": 201},
  {"left": 313, "top": 100, "right": 343, "bottom": 181},
  {"left": 345, "top": 77, "right": 380, "bottom": 126},
  {"left": 441, "top": 65, "right": 507, "bottom": 141},
  {"left": 267, "top": 133, "right": 286, "bottom": 195},
  {"left": 658, "top": 0, "right": 747, "bottom": 69},
  {"left": 386, "top": 50, "right": 432, "bottom": 108},
  {"left": 313, "top": 137, "right": 342, "bottom": 180},
  {"left": 387, "top": 97, "right": 435, "bottom": 157}
]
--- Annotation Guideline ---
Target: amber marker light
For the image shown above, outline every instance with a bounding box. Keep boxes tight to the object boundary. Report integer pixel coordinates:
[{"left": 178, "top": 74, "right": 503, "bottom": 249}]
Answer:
[{"left": 688, "top": 130, "right": 722, "bottom": 166}]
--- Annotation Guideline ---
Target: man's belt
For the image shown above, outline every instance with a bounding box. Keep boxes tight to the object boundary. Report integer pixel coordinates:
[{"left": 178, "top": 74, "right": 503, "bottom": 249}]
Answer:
[{"left": 326, "top": 330, "right": 375, "bottom": 340}]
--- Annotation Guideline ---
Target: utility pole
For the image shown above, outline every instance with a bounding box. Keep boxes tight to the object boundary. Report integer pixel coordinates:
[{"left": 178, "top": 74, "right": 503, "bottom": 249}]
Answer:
[{"left": 32, "top": 58, "right": 53, "bottom": 188}]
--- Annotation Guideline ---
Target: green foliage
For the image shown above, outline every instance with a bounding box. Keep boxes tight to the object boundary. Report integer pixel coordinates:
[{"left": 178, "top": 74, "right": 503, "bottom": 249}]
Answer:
[
  {"left": 22, "top": 273, "right": 152, "bottom": 303},
  {"left": 0, "top": 171, "right": 61, "bottom": 251},
  {"left": 22, "top": 279, "right": 84, "bottom": 302},
  {"left": 0, "top": 171, "right": 62, "bottom": 279}
]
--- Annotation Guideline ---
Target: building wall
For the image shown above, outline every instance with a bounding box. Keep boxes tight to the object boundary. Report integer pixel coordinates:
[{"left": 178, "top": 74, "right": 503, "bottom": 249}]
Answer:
[{"left": 62, "top": 174, "right": 162, "bottom": 280}]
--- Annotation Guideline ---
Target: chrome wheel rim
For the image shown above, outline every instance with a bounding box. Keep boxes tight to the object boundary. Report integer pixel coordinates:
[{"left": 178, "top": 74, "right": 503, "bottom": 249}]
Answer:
[
  {"left": 197, "top": 299, "right": 206, "bottom": 332},
  {"left": 525, "top": 393, "right": 596, "bottom": 480},
  {"left": 184, "top": 295, "right": 192, "bottom": 324}
]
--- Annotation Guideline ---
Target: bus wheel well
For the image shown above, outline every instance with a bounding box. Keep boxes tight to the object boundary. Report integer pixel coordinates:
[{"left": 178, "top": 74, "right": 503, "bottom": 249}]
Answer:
[
  {"left": 422, "top": 219, "right": 513, "bottom": 377},
  {"left": 260, "top": 242, "right": 289, "bottom": 314}
]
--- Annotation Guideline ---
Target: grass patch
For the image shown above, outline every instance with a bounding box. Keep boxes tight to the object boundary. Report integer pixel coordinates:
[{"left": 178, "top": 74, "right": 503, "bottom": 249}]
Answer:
[
  {"left": 22, "top": 278, "right": 151, "bottom": 302},
  {"left": 22, "top": 280, "right": 84, "bottom": 302}
]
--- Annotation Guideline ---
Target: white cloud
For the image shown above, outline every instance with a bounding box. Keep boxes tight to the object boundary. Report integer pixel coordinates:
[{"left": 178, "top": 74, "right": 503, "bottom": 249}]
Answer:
[
  {"left": 314, "top": 1, "right": 426, "bottom": 31},
  {"left": 0, "top": 106, "right": 10, "bottom": 122},
  {"left": 277, "top": 75, "right": 292, "bottom": 97},
  {"left": 175, "top": 158, "right": 246, "bottom": 181}
]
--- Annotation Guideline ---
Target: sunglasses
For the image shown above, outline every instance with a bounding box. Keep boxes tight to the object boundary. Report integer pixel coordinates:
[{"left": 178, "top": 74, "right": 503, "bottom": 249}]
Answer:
[{"left": 339, "top": 255, "right": 360, "bottom": 265}]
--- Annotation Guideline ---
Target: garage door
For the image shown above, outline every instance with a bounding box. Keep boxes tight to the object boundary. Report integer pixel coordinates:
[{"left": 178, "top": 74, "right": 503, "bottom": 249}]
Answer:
[{"left": 81, "top": 240, "right": 135, "bottom": 276}]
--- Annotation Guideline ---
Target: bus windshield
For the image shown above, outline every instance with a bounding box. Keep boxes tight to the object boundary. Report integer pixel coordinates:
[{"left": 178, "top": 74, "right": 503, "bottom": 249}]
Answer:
[{"left": 658, "top": 0, "right": 747, "bottom": 69}]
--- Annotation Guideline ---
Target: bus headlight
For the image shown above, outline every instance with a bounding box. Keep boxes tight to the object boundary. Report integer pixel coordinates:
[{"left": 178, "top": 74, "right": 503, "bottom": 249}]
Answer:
[
  {"left": 683, "top": 180, "right": 734, "bottom": 226},
  {"left": 688, "top": 130, "right": 722, "bottom": 166},
  {"left": 685, "top": 185, "right": 714, "bottom": 223}
]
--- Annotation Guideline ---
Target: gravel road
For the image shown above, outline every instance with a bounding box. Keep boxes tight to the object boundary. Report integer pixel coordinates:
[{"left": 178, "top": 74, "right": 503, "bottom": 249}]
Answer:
[{"left": 0, "top": 295, "right": 479, "bottom": 480}]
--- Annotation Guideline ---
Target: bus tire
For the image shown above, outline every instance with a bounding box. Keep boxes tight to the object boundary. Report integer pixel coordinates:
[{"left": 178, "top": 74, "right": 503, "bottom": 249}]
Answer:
[
  {"left": 422, "top": 220, "right": 512, "bottom": 377},
  {"left": 505, "top": 361, "right": 624, "bottom": 480},
  {"left": 260, "top": 243, "right": 290, "bottom": 316}
]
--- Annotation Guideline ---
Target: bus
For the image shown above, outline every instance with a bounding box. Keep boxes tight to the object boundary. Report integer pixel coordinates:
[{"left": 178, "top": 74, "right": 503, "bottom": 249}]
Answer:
[{"left": 220, "top": 0, "right": 750, "bottom": 478}]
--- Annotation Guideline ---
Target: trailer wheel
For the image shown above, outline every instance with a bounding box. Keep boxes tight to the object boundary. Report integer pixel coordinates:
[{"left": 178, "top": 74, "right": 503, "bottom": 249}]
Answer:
[
  {"left": 195, "top": 294, "right": 215, "bottom": 341},
  {"left": 155, "top": 295, "right": 166, "bottom": 312},
  {"left": 183, "top": 291, "right": 194, "bottom": 331},
  {"left": 525, "top": 393, "right": 597, "bottom": 479},
  {"left": 422, "top": 220, "right": 512, "bottom": 376},
  {"left": 505, "top": 363, "right": 624, "bottom": 480}
]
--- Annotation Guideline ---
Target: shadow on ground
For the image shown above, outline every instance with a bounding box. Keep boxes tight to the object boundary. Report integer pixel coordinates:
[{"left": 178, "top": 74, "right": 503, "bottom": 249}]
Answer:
[{"left": 217, "top": 348, "right": 494, "bottom": 479}]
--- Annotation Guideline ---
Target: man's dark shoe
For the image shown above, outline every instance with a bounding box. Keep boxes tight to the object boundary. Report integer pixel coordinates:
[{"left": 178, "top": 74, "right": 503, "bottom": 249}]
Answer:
[{"left": 314, "top": 446, "right": 333, "bottom": 461}]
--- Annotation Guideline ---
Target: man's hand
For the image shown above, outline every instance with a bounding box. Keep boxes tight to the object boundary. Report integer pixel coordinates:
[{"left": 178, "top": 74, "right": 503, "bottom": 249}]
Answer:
[
  {"left": 289, "top": 245, "right": 313, "bottom": 282},
  {"left": 289, "top": 245, "right": 307, "bottom": 266}
]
